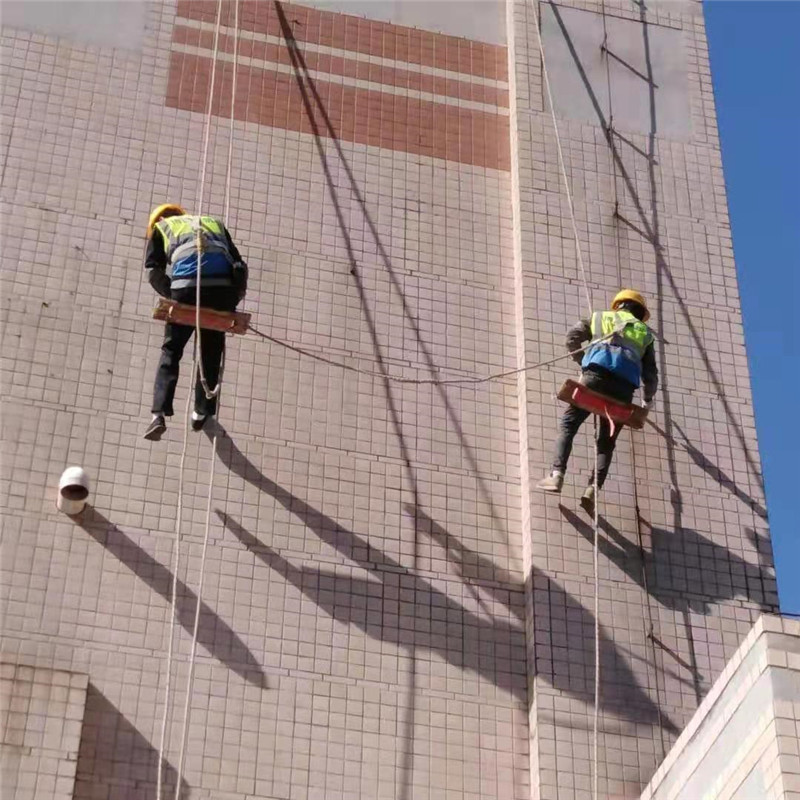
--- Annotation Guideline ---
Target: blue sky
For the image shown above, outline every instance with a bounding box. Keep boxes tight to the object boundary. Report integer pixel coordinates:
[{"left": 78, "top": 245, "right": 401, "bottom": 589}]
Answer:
[{"left": 705, "top": 1, "right": 800, "bottom": 613}]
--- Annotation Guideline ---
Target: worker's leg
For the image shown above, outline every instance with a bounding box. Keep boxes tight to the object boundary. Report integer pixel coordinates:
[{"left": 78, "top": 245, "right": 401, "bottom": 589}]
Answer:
[
  {"left": 194, "top": 329, "right": 225, "bottom": 417},
  {"left": 552, "top": 404, "right": 591, "bottom": 474},
  {"left": 588, "top": 417, "right": 624, "bottom": 488},
  {"left": 192, "top": 287, "right": 238, "bottom": 418},
  {"left": 151, "top": 321, "right": 194, "bottom": 416}
]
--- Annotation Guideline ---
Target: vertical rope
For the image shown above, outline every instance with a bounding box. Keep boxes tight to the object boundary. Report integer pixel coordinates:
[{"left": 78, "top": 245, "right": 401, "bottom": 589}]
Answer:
[
  {"left": 156, "top": 357, "right": 198, "bottom": 800},
  {"left": 174, "top": 358, "right": 225, "bottom": 798},
  {"left": 172, "top": 0, "right": 240, "bottom": 791},
  {"left": 592, "top": 422, "right": 601, "bottom": 800},
  {"left": 602, "top": 0, "right": 666, "bottom": 768},
  {"left": 194, "top": 0, "right": 224, "bottom": 401},
  {"left": 156, "top": 1, "right": 230, "bottom": 796},
  {"left": 223, "top": 0, "right": 240, "bottom": 224},
  {"left": 528, "top": 0, "right": 592, "bottom": 313},
  {"left": 526, "top": 2, "right": 601, "bottom": 795}
]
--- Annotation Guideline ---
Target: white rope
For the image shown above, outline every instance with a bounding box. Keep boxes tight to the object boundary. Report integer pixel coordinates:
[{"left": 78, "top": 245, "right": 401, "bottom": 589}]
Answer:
[
  {"left": 174, "top": 354, "right": 225, "bottom": 797},
  {"left": 526, "top": 1, "right": 602, "bottom": 795},
  {"left": 173, "top": 0, "right": 240, "bottom": 793},
  {"left": 527, "top": 0, "right": 593, "bottom": 313},
  {"left": 592, "top": 418, "right": 601, "bottom": 800},
  {"left": 247, "top": 325, "right": 619, "bottom": 386},
  {"left": 223, "top": 0, "right": 240, "bottom": 224},
  {"left": 157, "top": 1, "right": 231, "bottom": 796},
  {"left": 156, "top": 356, "right": 197, "bottom": 800},
  {"left": 193, "top": 0, "right": 225, "bottom": 402}
]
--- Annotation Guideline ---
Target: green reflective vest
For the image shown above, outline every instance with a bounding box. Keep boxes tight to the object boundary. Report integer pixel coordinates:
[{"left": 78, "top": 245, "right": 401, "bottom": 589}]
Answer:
[
  {"left": 582, "top": 309, "right": 653, "bottom": 386},
  {"left": 155, "top": 215, "right": 233, "bottom": 288}
]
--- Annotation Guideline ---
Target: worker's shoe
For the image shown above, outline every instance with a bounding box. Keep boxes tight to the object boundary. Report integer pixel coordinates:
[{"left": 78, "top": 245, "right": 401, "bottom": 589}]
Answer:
[
  {"left": 191, "top": 411, "right": 209, "bottom": 432},
  {"left": 144, "top": 414, "right": 167, "bottom": 441},
  {"left": 537, "top": 471, "right": 564, "bottom": 493},
  {"left": 580, "top": 485, "right": 596, "bottom": 517}
]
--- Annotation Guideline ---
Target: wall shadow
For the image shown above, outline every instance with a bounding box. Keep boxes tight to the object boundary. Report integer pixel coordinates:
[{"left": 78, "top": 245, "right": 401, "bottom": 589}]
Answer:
[
  {"left": 74, "top": 683, "right": 188, "bottom": 799},
  {"left": 75, "top": 505, "right": 267, "bottom": 690},
  {"left": 271, "top": 8, "right": 516, "bottom": 794},
  {"left": 647, "top": 418, "right": 768, "bottom": 520},
  {"left": 218, "top": 509, "right": 527, "bottom": 702},
  {"left": 406, "top": 503, "right": 675, "bottom": 730},
  {"left": 272, "top": 0, "right": 509, "bottom": 547},
  {"left": 405, "top": 503, "right": 524, "bottom": 622},
  {"left": 207, "top": 427, "right": 671, "bottom": 727},
  {"left": 546, "top": 0, "right": 765, "bottom": 494},
  {"left": 560, "top": 506, "right": 771, "bottom": 615}
]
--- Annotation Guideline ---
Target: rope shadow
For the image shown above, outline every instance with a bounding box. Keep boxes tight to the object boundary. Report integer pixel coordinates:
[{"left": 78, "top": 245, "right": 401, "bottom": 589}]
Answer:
[
  {"left": 218, "top": 508, "right": 527, "bottom": 701},
  {"left": 646, "top": 418, "right": 767, "bottom": 520},
  {"left": 560, "top": 506, "right": 771, "bottom": 615},
  {"left": 74, "top": 683, "right": 188, "bottom": 800},
  {"left": 272, "top": 5, "right": 515, "bottom": 794},
  {"left": 75, "top": 505, "right": 268, "bottom": 690},
  {"left": 272, "top": 1, "right": 510, "bottom": 550},
  {"left": 203, "top": 422, "right": 671, "bottom": 728},
  {"left": 545, "top": 0, "right": 765, "bottom": 494},
  {"left": 406, "top": 503, "right": 676, "bottom": 731}
]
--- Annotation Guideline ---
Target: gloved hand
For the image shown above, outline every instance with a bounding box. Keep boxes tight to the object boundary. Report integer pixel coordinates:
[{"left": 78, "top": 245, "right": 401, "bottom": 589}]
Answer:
[{"left": 643, "top": 398, "right": 654, "bottom": 412}]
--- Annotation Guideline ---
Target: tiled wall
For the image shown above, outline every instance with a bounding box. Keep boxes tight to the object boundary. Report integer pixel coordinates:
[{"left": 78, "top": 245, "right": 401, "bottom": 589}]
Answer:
[
  {"left": 0, "top": 664, "right": 88, "bottom": 800},
  {"left": 0, "top": 0, "right": 778, "bottom": 798},
  {"left": 506, "top": 0, "right": 777, "bottom": 796},
  {"left": 1, "top": 1, "right": 526, "bottom": 798},
  {"left": 640, "top": 615, "right": 800, "bottom": 800}
]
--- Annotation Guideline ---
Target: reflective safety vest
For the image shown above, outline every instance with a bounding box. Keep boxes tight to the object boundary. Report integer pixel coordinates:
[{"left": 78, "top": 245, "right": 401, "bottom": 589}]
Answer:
[
  {"left": 581, "top": 309, "right": 653, "bottom": 387},
  {"left": 155, "top": 215, "right": 233, "bottom": 289}
]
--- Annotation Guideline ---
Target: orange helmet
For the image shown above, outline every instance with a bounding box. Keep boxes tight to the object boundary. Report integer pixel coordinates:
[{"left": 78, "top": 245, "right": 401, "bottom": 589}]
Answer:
[
  {"left": 612, "top": 289, "right": 650, "bottom": 322},
  {"left": 147, "top": 203, "right": 186, "bottom": 237}
]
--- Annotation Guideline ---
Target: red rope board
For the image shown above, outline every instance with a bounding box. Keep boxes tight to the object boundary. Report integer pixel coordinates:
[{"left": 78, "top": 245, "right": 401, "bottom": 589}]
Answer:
[
  {"left": 152, "top": 299, "right": 251, "bottom": 334},
  {"left": 557, "top": 378, "right": 648, "bottom": 430}
]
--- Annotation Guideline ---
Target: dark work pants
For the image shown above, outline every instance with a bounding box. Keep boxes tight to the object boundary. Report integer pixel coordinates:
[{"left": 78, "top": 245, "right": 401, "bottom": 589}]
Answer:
[
  {"left": 551, "top": 369, "right": 635, "bottom": 488},
  {"left": 151, "top": 286, "right": 238, "bottom": 417}
]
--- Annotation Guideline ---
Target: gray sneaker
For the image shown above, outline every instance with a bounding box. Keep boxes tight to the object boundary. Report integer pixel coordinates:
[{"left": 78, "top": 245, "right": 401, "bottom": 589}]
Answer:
[
  {"left": 580, "top": 485, "right": 596, "bottom": 517},
  {"left": 144, "top": 415, "right": 166, "bottom": 441},
  {"left": 537, "top": 472, "right": 564, "bottom": 493}
]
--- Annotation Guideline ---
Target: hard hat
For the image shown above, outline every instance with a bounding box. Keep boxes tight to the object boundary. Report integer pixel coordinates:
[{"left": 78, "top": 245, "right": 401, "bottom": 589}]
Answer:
[
  {"left": 147, "top": 203, "right": 186, "bottom": 237},
  {"left": 612, "top": 289, "right": 650, "bottom": 322}
]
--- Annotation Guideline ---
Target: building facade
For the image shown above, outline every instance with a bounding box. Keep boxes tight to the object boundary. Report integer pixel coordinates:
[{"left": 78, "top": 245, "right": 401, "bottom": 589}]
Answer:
[{"left": 1, "top": 1, "right": 777, "bottom": 798}]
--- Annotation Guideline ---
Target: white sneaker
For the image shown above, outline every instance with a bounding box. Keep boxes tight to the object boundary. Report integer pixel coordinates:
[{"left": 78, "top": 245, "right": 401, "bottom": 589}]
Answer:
[{"left": 191, "top": 411, "right": 208, "bottom": 431}]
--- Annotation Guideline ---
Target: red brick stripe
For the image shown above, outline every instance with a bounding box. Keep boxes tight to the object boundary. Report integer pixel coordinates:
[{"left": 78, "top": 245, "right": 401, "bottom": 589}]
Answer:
[
  {"left": 175, "top": 0, "right": 508, "bottom": 81},
  {"left": 172, "top": 25, "right": 509, "bottom": 109},
  {"left": 166, "top": 51, "right": 510, "bottom": 171}
]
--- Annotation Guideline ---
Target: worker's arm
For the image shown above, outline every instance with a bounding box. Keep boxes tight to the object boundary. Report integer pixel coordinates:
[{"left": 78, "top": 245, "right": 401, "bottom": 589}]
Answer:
[
  {"left": 144, "top": 231, "right": 171, "bottom": 298},
  {"left": 641, "top": 343, "right": 659, "bottom": 402},
  {"left": 565, "top": 319, "right": 592, "bottom": 363},
  {"left": 225, "top": 227, "right": 248, "bottom": 300}
]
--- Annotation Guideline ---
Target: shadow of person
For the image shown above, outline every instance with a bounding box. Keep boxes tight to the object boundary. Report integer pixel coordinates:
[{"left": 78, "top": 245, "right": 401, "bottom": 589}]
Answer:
[
  {"left": 405, "top": 503, "right": 675, "bottom": 731},
  {"left": 560, "top": 506, "right": 770, "bottom": 614},
  {"left": 404, "top": 503, "right": 523, "bottom": 622},
  {"left": 75, "top": 505, "right": 267, "bottom": 690},
  {"left": 74, "top": 683, "right": 188, "bottom": 799},
  {"left": 217, "top": 509, "right": 528, "bottom": 702}
]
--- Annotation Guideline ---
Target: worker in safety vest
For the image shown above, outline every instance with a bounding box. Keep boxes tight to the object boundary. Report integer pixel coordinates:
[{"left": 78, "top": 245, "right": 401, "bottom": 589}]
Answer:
[
  {"left": 537, "top": 290, "right": 658, "bottom": 515},
  {"left": 143, "top": 203, "right": 248, "bottom": 441}
]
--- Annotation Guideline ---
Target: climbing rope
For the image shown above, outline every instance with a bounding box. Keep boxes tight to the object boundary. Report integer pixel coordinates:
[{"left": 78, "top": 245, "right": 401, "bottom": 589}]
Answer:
[
  {"left": 526, "top": 0, "right": 602, "bottom": 794},
  {"left": 247, "top": 324, "right": 619, "bottom": 386},
  {"left": 156, "top": 357, "right": 198, "bottom": 800},
  {"left": 600, "top": 0, "right": 666, "bottom": 766},
  {"left": 155, "top": 0, "right": 237, "bottom": 796}
]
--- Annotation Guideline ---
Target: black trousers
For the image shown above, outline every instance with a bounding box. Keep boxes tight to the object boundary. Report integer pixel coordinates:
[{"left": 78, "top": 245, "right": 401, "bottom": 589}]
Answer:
[
  {"left": 151, "top": 286, "right": 238, "bottom": 417},
  {"left": 551, "top": 368, "right": 635, "bottom": 488}
]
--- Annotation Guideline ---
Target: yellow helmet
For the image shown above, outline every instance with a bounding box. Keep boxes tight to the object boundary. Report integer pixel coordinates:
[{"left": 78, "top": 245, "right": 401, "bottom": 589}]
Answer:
[
  {"left": 147, "top": 203, "right": 186, "bottom": 237},
  {"left": 612, "top": 289, "right": 650, "bottom": 322}
]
